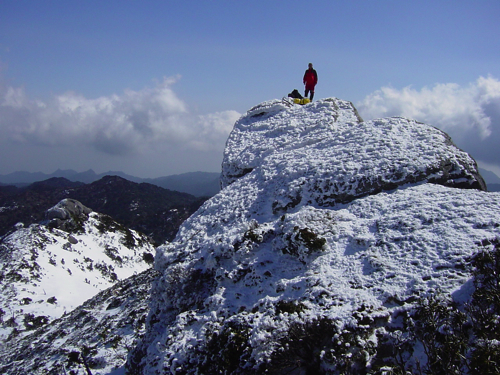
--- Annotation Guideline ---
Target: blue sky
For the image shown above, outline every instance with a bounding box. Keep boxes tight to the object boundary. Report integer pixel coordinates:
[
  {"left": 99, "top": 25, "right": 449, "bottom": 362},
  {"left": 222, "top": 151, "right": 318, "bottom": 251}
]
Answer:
[{"left": 1, "top": 1, "right": 500, "bottom": 179}]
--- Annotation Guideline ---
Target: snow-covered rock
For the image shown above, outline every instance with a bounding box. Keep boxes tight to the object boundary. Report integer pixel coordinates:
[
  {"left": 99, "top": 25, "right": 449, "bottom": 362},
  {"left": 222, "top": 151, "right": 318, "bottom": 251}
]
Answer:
[
  {"left": 129, "top": 98, "right": 499, "bottom": 374},
  {"left": 46, "top": 198, "right": 92, "bottom": 221},
  {"left": 0, "top": 199, "right": 154, "bottom": 342},
  {"left": 221, "top": 98, "right": 485, "bottom": 203}
]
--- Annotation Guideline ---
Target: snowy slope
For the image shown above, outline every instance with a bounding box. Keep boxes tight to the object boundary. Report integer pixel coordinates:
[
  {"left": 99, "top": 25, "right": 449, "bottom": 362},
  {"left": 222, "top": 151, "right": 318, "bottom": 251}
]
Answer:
[
  {"left": 0, "top": 268, "right": 157, "bottom": 375},
  {"left": 0, "top": 199, "right": 154, "bottom": 342},
  {"left": 129, "top": 98, "right": 499, "bottom": 374}
]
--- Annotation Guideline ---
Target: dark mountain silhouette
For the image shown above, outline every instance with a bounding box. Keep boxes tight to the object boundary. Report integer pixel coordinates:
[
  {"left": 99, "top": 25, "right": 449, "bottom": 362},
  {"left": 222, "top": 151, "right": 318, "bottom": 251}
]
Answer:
[
  {"left": 489, "top": 183, "right": 500, "bottom": 192},
  {"left": 0, "top": 170, "right": 221, "bottom": 197},
  {"left": 0, "top": 176, "right": 207, "bottom": 245},
  {"left": 144, "top": 171, "right": 220, "bottom": 197}
]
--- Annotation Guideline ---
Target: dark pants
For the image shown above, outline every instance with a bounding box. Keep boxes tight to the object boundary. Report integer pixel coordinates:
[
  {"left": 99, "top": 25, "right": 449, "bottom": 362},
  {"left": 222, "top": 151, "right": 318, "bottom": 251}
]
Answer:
[{"left": 304, "top": 84, "right": 315, "bottom": 101}]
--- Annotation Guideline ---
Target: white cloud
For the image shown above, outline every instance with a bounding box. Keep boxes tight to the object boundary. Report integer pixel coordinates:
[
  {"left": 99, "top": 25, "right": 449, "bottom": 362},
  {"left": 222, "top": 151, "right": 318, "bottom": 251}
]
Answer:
[
  {"left": 191, "top": 111, "right": 241, "bottom": 151},
  {"left": 358, "top": 76, "right": 500, "bottom": 139},
  {"left": 0, "top": 77, "right": 240, "bottom": 156},
  {"left": 357, "top": 76, "right": 500, "bottom": 171}
]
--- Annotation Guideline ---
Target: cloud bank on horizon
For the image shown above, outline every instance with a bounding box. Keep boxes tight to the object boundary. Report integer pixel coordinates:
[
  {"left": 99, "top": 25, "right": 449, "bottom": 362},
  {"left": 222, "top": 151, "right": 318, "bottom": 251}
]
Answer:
[
  {"left": 0, "top": 76, "right": 239, "bottom": 157},
  {"left": 357, "top": 76, "right": 500, "bottom": 176},
  {"left": 1, "top": 75, "right": 500, "bottom": 179}
]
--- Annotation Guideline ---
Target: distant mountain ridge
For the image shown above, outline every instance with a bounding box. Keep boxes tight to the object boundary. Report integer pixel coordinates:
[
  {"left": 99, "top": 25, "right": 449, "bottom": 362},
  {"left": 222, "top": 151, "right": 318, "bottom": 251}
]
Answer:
[
  {"left": 479, "top": 167, "right": 500, "bottom": 184},
  {"left": 479, "top": 167, "right": 500, "bottom": 191},
  {"left": 0, "top": 170, "right": 221, "bottom": 197},
  {"left": 4, "top": 168, "right": 499, "bottom": 194},
  {"left": 0, "top": 175, "right": 208, "bottom": 245},
  {"left": 489, "top": 183, "right": 500, "bottom": 192}
]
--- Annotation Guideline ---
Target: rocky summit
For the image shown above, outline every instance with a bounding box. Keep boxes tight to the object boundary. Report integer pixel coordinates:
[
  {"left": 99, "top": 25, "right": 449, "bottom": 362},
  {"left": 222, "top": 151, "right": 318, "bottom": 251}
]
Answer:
[{"left": 129, "top": 98, "right": 499, "bottom": 374}]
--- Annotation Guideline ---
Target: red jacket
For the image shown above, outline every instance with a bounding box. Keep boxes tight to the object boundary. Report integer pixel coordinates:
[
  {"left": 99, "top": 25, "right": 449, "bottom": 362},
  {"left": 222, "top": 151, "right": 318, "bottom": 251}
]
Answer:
[{"left": 303, "top": 68, "right": 318, "bottom": 86}]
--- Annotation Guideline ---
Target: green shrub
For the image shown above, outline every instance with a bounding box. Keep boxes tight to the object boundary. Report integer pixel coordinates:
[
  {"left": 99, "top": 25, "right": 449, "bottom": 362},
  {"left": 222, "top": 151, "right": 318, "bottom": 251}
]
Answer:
[
  {"left": 142, "top": 252, "right": 154, "bottom": 264},
  {"left": 267, "top": 317, "right": 377, "bottom": 375},
  {"left": 200, "top": 321, "right": 251, "bottom": 374},
  {"left": 23, "top": 313, "right": 50, "bottom": 330},
  {"left": 282, "top": 226, "right": 326, "bottom": 262},
  {"left": 466, "top": 241, "right": 500, "bottom": 375},
  {"left": 276, "top": 300, "right": 306, "bottom": 315}
]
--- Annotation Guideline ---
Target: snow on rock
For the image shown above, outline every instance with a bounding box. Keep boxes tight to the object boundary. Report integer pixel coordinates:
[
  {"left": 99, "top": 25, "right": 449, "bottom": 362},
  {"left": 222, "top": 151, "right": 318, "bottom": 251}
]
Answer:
[
  {"left": 130, "top": 98, "right": 498, "bottom": 374},
  {"left": 221, "top": 98, "right": 485, "bottom": 203},
  {"left": 46, "top": 198, "right": 93, "bottom": 222},
  {"left": 0, "top": 199, "right": 154, "bottom": 342}
]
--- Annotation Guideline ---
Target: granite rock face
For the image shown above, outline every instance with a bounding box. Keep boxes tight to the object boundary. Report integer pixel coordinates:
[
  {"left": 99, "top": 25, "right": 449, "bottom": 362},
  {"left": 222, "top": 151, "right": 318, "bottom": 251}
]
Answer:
[
  {"left": 127, "top": 98, "right": 499, "bottom": 374},
  {"left": 221, "top": 98, "right": 486, "bottom": 207},
  {"left": 45, "top": 198, "right": 93, "bottom": 231}
]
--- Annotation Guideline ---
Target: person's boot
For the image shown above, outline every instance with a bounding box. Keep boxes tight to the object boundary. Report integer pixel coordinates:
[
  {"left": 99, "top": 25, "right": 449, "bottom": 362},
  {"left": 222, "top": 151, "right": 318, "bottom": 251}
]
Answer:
[{"left": 310, "top": 92, "right": 314, "bottom": 101}]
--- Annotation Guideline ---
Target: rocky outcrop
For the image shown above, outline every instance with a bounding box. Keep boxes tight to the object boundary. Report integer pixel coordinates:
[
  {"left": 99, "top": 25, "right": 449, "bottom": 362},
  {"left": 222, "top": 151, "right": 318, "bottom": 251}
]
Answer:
[
  {"left": 221, "top": 98, "right": 486, "bottom": 207},
  {"left": 129, "top": 98, "right": 498, "bottom": 374},
  {"left": 0, "top": 200, "right": 155, "bottom": 343},
  {"left": 45, "top": 198, "right": 93, "bottom": 232}
]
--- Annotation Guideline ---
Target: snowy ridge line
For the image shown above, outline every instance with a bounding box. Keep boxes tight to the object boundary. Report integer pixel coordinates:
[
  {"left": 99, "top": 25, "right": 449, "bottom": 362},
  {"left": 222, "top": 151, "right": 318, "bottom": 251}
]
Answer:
[
  {"left": 0, "top": 199, "right": 154, "bottom": 344},
  {"left": 222, "top": 98, "right": 364, "bottom": 188}
]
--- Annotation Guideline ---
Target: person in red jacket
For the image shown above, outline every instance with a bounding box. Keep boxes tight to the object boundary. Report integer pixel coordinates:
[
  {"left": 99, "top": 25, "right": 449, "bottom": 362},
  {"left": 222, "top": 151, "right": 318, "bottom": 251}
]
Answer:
[{"left": 303, "top": 63, "right": 318, "bottom": 101}]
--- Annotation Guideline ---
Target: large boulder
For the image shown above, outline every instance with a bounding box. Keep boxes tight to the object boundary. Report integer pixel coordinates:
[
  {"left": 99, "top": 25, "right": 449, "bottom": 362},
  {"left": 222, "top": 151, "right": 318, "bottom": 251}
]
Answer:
[
  {"left": 221, "top": 98, "right": 486, "bottom": 207},
  {"left": 129, "top": 98, "right": 498, "bottom": 374},
  {"left": 45, "top": 198, "right": 93, "bottom": 232}
]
